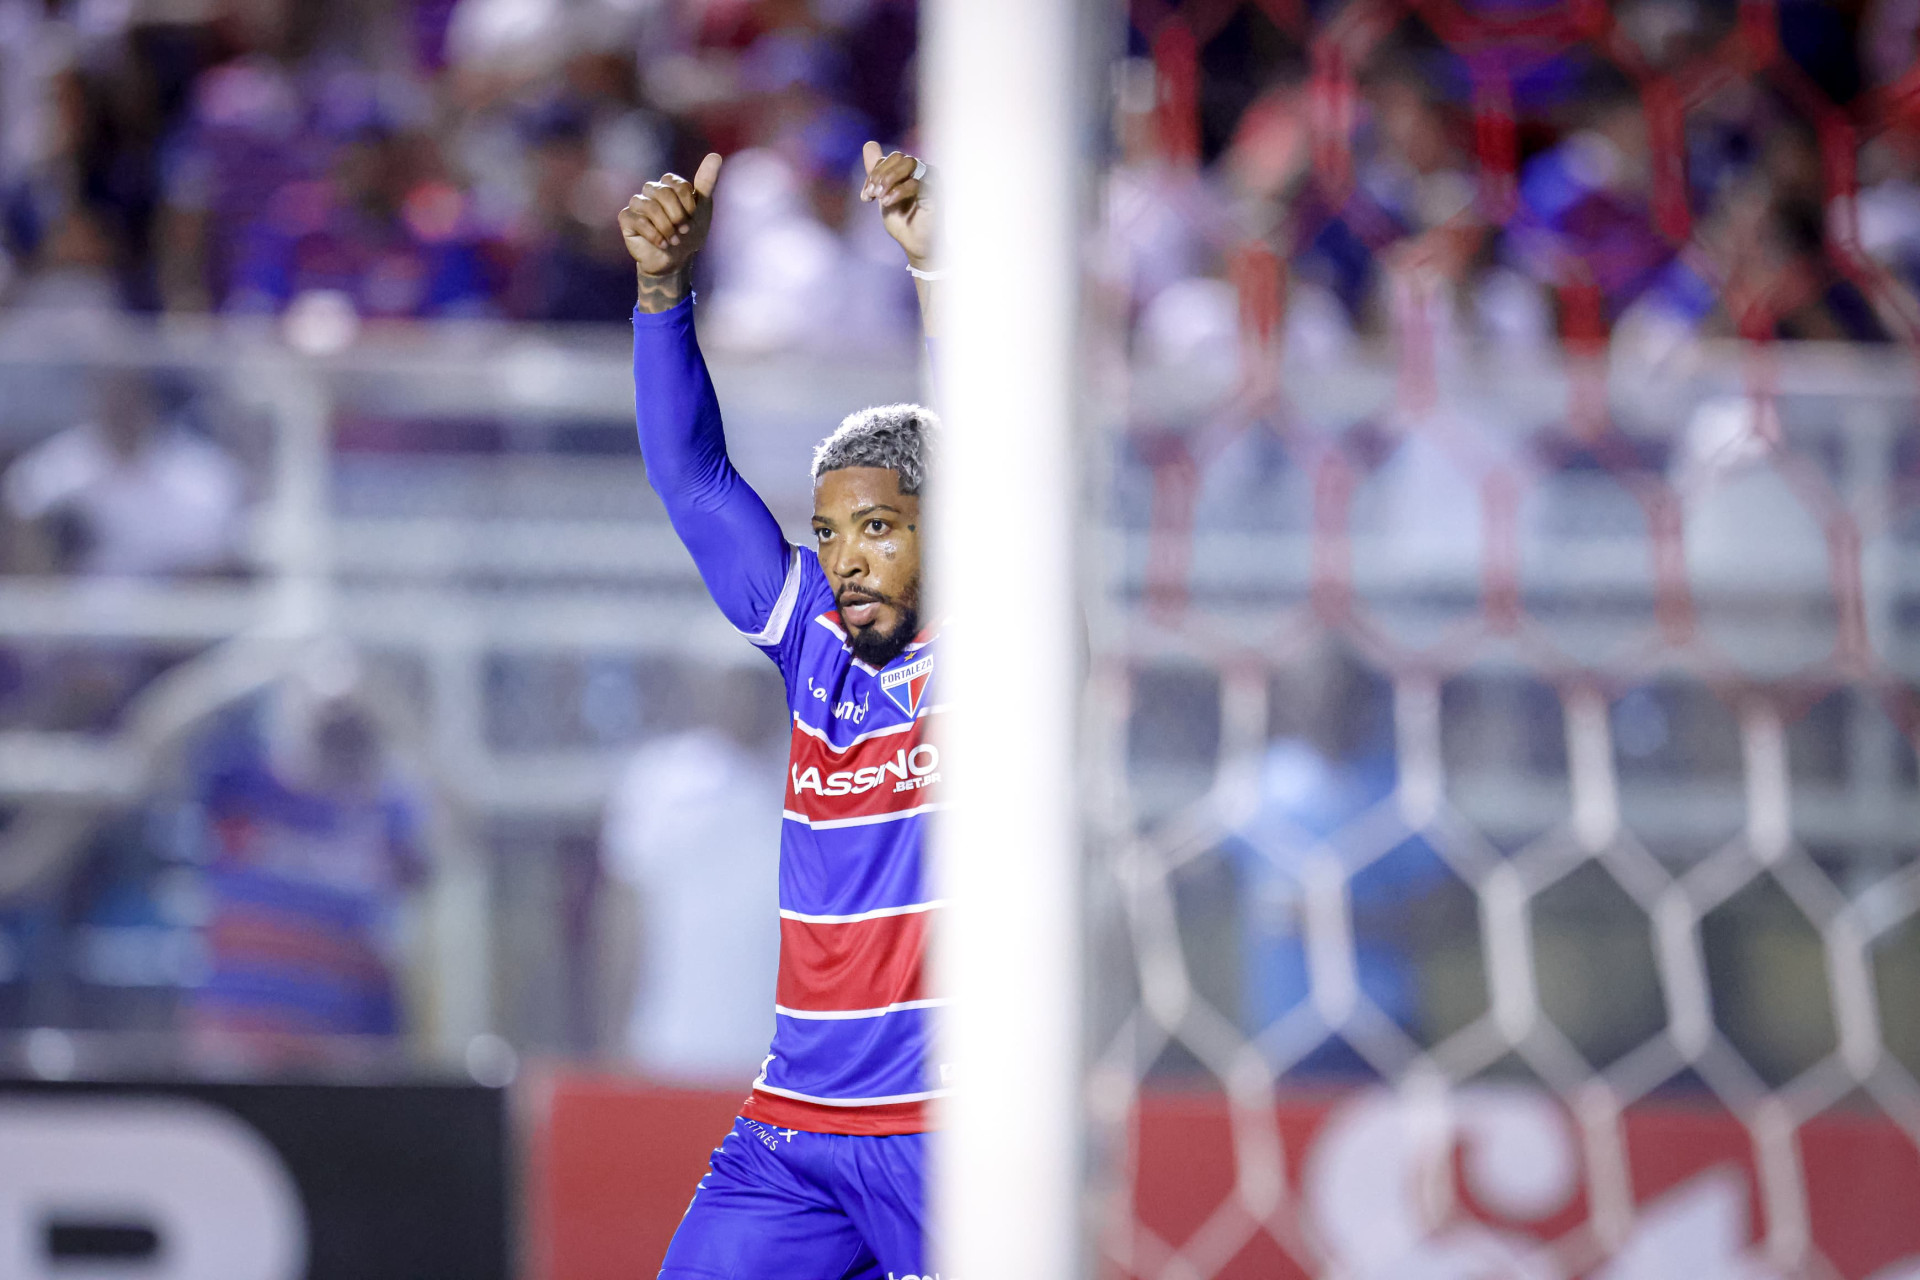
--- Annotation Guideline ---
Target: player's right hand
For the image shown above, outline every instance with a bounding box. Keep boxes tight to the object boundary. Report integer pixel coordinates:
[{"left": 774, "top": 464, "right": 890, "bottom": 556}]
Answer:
[{"left": 620, "top": 152, "right": 723, "bottom": 276}]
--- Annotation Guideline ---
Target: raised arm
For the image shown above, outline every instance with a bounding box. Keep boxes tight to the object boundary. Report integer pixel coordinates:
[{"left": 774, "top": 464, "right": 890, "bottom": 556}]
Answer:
[
  {"left": 860, "top": 142, "right": 938, "bottom": 336},
  {"left": 621, "top": 156, "right": 798, "bottom": 642}
]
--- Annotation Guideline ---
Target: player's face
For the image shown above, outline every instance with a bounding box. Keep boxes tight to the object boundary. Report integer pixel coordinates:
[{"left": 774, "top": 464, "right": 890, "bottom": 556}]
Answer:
[{"left": 811, "top": 467, "right": 923, "bottom": 667}]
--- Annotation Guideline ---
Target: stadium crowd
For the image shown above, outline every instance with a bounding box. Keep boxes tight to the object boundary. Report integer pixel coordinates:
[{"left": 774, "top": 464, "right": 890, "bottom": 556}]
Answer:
[
  {"left": 2, "top": 0, "right": 1918, "bottom": 356},
  {"left": 0, "top": 0, "right": 920, "bottom": 346},
  {"left": 1102, "top": 0, "right": 1920, "bottom": 373}
]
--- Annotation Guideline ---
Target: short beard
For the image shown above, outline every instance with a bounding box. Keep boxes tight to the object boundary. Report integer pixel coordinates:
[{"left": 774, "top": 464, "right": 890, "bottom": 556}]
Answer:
[{"left": 847, "top": 599, "right": 920, "bottom": 669}]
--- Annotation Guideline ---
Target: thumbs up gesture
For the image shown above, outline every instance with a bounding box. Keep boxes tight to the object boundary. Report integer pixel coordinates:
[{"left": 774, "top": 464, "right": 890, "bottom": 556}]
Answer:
[
  {"left": 620, "top": 151, "right": 724, "bottom": 278},
  {"left": 861, "top": 141, "right": 935, "bottom": 269}
]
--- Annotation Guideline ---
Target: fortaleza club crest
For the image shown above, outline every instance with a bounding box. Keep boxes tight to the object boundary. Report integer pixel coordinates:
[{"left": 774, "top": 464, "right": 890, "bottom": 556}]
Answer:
[{"left": 879, "top": 653, "right": 933, "bottom": 717}]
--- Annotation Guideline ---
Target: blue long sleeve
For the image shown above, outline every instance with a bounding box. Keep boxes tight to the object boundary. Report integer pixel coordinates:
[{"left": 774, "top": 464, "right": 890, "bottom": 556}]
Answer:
[{"left": 633, "top": 299, "right": 796, "bottom": 637}]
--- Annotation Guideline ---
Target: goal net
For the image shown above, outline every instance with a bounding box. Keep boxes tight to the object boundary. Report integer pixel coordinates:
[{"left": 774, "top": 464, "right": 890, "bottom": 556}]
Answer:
[{"left": 1069, "top": 2, "right": 1920, "bottom": 1277}]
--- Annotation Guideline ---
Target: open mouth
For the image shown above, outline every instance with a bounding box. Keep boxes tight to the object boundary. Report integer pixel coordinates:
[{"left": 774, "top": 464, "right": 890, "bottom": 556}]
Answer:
[{"left": 839, "top": 593, "right": 886, "bottom": 629}]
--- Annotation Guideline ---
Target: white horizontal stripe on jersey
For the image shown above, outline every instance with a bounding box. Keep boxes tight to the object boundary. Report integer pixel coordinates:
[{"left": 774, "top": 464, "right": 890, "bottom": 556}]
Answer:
[
  {"left": 791, "top": 704, "right": 945, "bottom": 751},
  {"left": 782, "top": 802, "right": 946, "bottom": 830},
  {"left": 750, "top": 1082, "right": 951, "bottom": 1107},
  {"left": 778, "top": 899, "right": 947, "bottom": 924},
  {"left": 739, "top": 545, "right": 805, "bottom": 647},
  {"left": 774, "top": 998, "right": 950, "bottom": 1021}
]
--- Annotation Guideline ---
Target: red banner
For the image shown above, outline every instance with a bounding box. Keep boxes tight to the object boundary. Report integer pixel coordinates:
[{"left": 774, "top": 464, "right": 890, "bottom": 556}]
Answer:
[
  {"left": 525, "top": 1073, "right": 750, "bottom": 1280},
  {"left": 1122, "top": 1087, "right": 1920, "bottom": 1280},
  {"left": 527, "top": 1076, "right": 1920, "bottom": 1280}
]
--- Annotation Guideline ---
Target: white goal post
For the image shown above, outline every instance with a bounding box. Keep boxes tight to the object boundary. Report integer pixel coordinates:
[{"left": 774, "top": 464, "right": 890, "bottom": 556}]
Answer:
[{"left": 927, "top": 0, "right": 1085, "bottom": 1275}]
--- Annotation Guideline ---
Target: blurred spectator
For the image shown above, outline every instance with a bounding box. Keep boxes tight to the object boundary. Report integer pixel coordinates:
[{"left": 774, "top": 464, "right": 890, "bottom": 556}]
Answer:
[
  {"left": 1229, "top": 644, "right": 1449, "bottom": 1069},
  {"left": 227, "top": 125, "right": 499, "bottom": 321},
  {"left": 1861, "top": 130, "right": 1920, "bottom": 272},
  {"left": 697, "top": 26, "right": 915, "bottom": 353},
  {"left": 527, "top": 48, "right": 669, "bottom": 316},
  {"left": 1356, "top": 61, "right": 1517, "bottom": 362},
  {"left": 1615, "top": 0, "right": 1706, "bottom": 72},
  {"left": 0, "top": 23, "right": 77, "bottom": 308},
  {"left": 0, "top": 0, "right": 68, "bottom": 235},
  {"left": 189, "top": 660, "right": 429, "bottom": 1063},
  {"left": 156, "top": 44, "right": 313, "bottom": 313},
  {"left": 1853, "top": 128, "right": 1920, "bottom": 336},
  {"left": 1622, "top": 133, "right": 1890, "bottom": 350},
  {"left": 0, "top": 368, "right": 246, "bottom": 733},
  {"left": 700, "top": 141, "right": 916, "bottom": 354},
  {"left": 598, "top": 668, "right": 782, "bottom": 1081},
  {"left": 1102, "top": 56, "right": 1234, "bottom": 362},
  {"left": 1359, "top": 66, "right": 1479, "bottom": 266},
  {"left": 446, "top": 0, "right": 581, "bottom": 83},
  {"left": 1865, "top": 0, "right": 1920, "bottom": 92},
  {"left": 2, "top": 367, "right": 245, "bottom": 577},
  {"left": 507, "top": 104, "right": 647, "bottom": 321},
  {"left": 1220, "top": 67, "right": 1367, "bottom": 368},
  {"left": 1512, "top": 74, "right": 1671, "bottom": 319}
]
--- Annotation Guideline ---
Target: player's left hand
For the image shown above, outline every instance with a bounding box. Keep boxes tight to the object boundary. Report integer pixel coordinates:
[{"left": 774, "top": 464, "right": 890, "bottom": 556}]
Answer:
[{"left": 861, "top": 141, "right": 934, "bottom": 269}]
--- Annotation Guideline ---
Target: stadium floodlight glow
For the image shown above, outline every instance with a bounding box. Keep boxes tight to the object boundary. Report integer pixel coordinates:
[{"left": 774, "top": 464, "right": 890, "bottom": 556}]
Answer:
[{"left": 926, "top": 0, "right": 1083, "bottom": 1275}]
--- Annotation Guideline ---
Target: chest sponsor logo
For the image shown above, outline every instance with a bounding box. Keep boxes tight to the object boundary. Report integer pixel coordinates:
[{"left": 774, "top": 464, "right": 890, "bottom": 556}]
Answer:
[
  {"left": 879, "top": 654, "right": 933, "bottom": 718},
  {"left": 787, "top": 726, "right": 941, "bottom": 823},
  {"left": 790, "top": 744, "right": 940, "bottom": 799}
]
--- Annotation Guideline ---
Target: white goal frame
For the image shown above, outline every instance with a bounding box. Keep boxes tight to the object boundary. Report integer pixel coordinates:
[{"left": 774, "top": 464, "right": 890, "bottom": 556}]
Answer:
[{"left": 927, "top": 0, "right": 1086, "bottom": 1274}]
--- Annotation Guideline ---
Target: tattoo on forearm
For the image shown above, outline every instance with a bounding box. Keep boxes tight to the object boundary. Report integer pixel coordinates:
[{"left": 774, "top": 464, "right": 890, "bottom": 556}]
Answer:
[{"left": 635, "top": 266, "right": 691, "bottom": 313}]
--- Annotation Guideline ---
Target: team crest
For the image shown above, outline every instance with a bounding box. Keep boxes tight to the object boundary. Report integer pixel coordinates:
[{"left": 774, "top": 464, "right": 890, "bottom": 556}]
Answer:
[{"left": 879, "top": 654, "right": 934, "bottom": 717}]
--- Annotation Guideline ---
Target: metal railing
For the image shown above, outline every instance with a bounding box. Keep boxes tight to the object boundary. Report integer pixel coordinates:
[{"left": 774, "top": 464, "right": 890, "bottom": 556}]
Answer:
[{"left": 1, "top": 318, "right": 1913, "bottom": 1062}]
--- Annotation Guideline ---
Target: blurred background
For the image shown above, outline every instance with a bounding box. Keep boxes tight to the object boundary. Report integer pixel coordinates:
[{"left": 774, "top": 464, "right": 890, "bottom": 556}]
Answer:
[
  {"left": 0, "top": 0, "right": 919, "bottom": 1274},
  {"left": 1, "top": 0, "right": 1920, "bottom": 1276}
]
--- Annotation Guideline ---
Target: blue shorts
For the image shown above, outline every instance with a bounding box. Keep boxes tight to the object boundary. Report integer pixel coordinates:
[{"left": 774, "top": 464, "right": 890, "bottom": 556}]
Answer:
[{"left": 659, "top": 1117, "right": 932, "bottom": 1280}]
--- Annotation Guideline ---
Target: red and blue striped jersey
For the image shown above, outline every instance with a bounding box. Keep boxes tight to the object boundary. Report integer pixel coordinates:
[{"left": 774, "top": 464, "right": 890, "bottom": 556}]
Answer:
[
  {"left": 738, "top": 558, "right": 944, "bottom": 1134},
  {"left": 634, "top": 300, "right": 942, "bottom": 1135}
]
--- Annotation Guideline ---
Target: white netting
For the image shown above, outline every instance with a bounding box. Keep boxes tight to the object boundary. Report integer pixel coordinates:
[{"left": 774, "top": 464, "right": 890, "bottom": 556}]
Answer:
[{"left": 1085, "top": 3, "right": 1920, "bottom": 1276}]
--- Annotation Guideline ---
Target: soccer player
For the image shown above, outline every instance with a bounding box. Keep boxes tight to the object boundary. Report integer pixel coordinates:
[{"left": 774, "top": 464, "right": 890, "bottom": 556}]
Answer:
[{"left": 621, "top": 142, "right": 944, "bottom": 1279}]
